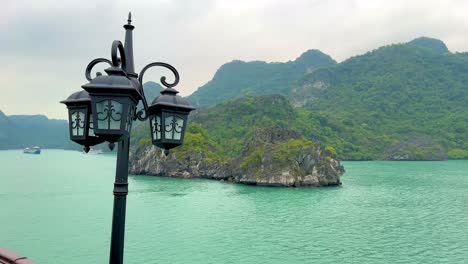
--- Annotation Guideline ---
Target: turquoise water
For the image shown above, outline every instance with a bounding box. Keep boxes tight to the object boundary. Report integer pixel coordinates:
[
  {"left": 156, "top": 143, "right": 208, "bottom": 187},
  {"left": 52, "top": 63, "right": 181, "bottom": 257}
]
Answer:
[{"left": 1, "top": 150, "right": 468, "bottom": 263}]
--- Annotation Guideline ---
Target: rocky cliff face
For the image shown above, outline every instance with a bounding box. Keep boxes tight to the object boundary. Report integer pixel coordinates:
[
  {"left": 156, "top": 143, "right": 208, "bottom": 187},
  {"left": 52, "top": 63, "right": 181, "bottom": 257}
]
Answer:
[
  {"left": 129, "top": 127, "right": 345, "bottom": 187},
  {"left": 384, "top": 136, "right": 448, "bottom": 161}
]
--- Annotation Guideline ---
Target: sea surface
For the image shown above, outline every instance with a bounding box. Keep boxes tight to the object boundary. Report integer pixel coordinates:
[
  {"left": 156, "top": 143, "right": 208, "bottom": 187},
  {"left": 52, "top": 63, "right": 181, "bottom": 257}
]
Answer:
[{"left": 1, "top": 149, "right": 467, "bottom": 263}]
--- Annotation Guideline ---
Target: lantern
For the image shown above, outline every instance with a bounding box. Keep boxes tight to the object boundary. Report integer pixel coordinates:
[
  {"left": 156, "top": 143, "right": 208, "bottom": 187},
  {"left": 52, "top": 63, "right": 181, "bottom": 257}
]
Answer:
[
  {"left": 148, "top": 88, "right": 195, "bottom": 150},
  {"left": 82, "top": 67, "right": 142, "bottom": 143},
  {"left": 60, "top": 90, "right": 104, "bottom": 152}
]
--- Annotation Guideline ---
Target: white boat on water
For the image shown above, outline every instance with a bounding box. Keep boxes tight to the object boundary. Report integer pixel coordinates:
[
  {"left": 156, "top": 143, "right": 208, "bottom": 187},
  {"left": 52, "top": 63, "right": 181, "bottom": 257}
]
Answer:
[{"left": 23, "top": 146, "right": 41, "bottom": 154}]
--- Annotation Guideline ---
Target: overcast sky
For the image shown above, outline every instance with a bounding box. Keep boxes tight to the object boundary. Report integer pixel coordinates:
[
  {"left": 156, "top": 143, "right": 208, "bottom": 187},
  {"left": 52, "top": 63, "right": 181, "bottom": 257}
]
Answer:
[{"left": 2, "top": 0, "right": 468, "bottom": 119}]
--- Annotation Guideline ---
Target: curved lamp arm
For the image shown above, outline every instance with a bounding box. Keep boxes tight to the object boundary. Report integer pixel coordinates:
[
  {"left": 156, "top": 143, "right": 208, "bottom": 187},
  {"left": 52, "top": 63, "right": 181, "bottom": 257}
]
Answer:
[
  {"left": 134, "top": 62, "right": 180, "bottom": 121},
  {"left": 111, "top": 40, "right": 126, "bottom": 68},
  {"left": 138, "top": 62, "right": 180, "bottom": 88},
  {"left": 134, "top": 100, "right": 150, "bottom": 121},
  {"left": 85, "top": 58, "right": 112, "bottom": 81},
  {"left": 84, "top": 40, "right": 127, "bottom": 81}
]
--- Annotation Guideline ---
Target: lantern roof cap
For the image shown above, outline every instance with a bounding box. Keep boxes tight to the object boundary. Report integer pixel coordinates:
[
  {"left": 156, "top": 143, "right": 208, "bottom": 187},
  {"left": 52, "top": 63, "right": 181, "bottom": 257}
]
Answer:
[
  {"left": 82, "top": 67, "right": 132, "bottom": 89},
  {"left": 149, "top": 88, "right": 195, "bottom": 111},
  {"left": 81, "top": 67, "right": 143, "bottom": 101},
  {"left": 60, "top": 90, "right": 91, "bottom": 105}
]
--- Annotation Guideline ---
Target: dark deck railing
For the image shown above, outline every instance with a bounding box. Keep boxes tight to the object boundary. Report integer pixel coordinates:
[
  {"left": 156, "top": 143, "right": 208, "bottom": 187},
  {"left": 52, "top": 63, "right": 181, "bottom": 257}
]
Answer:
[{"left": 0, "top": 248, "right": 37, "bottom": 264}]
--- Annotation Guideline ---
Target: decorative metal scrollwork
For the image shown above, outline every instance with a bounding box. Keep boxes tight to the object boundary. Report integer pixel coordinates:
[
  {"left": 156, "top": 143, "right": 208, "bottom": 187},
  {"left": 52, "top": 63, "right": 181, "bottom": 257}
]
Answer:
[
  {"left": 165, "top": 117, "right": 183, "bottom": 133},
  {"left": 135, "top": 107, "right": 149, "bottom": 121},
  {"left": 83, "top": 40, "right": 181, "bottom": 125},
  {"left": 165, "top": 116, "right": 183, "bottom": 139},
  {"left": 97, "top": 100, "right": 122, "bottom": 129},
  {"left": 138, "top": 62, "right": 180, "bottom": 88},
  {"left": 150, "top": 115, "right": 162, "bottom": 140},
  {"left": 111, "top": 40, "right": 127, "bottom": 68},
  {"left": 84, "top": 40, "right": 127, "bottom": 81},
  {"left": 71, "top": 111, "right": 85, "bottom": 136},
  {"left": 85, "top": 58, "right": 112, "bottom": 81},
  {"left": 134, "top": 62, "right": 180, "bottom": 121}
]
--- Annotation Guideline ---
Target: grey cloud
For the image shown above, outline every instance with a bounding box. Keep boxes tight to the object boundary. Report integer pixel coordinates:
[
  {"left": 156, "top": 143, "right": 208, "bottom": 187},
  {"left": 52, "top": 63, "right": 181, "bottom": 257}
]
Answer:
[{"left": 1, "top": 0, "right": 468, "bottom": 119}]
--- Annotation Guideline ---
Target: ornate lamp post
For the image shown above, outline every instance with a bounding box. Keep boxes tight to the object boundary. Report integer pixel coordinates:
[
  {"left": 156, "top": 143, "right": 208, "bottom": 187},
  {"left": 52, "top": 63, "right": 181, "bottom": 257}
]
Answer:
[{"left": 61, "top": 13, "right": 195, "bottom": 264}]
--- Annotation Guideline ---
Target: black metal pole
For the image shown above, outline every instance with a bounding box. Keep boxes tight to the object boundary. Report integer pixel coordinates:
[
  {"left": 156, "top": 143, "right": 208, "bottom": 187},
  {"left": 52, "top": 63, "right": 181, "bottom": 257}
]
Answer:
[
  {"left": 123, "top": 12, "right": 137, "bottom": 78},
  {"left": 109, "top": 138, "right": 130, "bottom": 264},
  {"left": 108, "top": 13, "right": 137, "bottom": 264}
]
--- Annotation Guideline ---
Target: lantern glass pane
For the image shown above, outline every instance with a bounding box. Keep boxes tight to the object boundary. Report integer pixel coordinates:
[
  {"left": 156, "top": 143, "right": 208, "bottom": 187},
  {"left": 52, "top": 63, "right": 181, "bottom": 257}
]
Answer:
[
  {"left": 164, "top": 115, "right": 184, "bottom": 141},
  {"left": 125, "top": 106, "right": 134, "bottom": 132},
  {"left": 96, "top": 99, "right": 123, "bottom": 130},
  {"left": 173, "top": 116, "right": 184, "bottom": 140},
  {"left": 151, "top": 115, "right": 161, "bottom": 140},
  {"left": 71, "top": 110, "right": 86, "bottom": 137}
]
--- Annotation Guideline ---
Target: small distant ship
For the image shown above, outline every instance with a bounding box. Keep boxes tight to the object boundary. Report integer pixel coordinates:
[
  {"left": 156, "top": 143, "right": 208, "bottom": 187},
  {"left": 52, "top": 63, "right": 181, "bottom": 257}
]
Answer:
[{"left": 23, "top": 146, "right": 41, "bottom": 154}]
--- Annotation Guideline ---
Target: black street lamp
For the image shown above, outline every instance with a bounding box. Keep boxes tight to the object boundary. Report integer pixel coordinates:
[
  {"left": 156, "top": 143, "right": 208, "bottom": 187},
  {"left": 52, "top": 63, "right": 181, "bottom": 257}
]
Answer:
[
  {"left": 148, "top": 86, "right": 195, "bottom": 152},
  {"left": 61, "top": 90, "right": 105, "bottom": 152},
  {"left": 61, "top": 13, "right": 195, "bottom": 264}
]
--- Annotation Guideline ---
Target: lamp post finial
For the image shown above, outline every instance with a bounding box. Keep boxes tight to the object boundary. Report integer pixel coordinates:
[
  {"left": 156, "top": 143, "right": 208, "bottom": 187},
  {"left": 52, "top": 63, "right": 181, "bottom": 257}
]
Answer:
[{"left": 127, "top": 12, "right": 132, "bottom": 25}]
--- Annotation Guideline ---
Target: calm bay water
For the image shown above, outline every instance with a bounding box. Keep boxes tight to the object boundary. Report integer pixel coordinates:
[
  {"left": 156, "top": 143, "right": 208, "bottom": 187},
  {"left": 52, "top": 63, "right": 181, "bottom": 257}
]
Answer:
[{"left": 1, "top": 149, "right": 468, "bottom": 263}]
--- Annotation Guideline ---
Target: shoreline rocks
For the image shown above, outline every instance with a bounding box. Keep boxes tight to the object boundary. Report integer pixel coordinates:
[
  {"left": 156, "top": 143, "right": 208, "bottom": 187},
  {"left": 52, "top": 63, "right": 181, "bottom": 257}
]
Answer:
[{"left": 384, "top": 136, "right": 448, "bottom": 161}]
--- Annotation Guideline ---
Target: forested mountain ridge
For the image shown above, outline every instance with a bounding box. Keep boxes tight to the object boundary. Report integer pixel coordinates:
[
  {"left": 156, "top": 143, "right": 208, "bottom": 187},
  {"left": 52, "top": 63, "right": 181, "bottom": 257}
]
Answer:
[
  {"left": 0, "top": 111, "right": 70, "bottom": 149},
  {"left": 187, "top": 49, "right": 336, "bottom": 106},
  {"left": 407, "top": 36, "right": 449, "bottom": 53},
  {"left": 290, "top": 37, "right": 468, "bottom": 159}
]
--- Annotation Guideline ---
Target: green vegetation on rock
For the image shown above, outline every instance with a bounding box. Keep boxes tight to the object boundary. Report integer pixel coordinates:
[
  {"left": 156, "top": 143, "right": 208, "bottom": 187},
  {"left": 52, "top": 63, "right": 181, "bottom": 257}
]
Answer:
[
  {"left": 175, "top": 123, "right": 223, "bottom": 163},
  {"left": 129, "top": 124, "right": 345, "bottom": 187},
  {"left": 190, "top": 94, "right": 297, "bottom": 157}
]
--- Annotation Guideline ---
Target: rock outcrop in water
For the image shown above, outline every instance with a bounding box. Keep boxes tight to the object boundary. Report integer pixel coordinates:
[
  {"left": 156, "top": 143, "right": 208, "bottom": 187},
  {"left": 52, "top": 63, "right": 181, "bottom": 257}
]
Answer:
[{"left": 129, "top": 127, "right": 344, "bottom": 187}]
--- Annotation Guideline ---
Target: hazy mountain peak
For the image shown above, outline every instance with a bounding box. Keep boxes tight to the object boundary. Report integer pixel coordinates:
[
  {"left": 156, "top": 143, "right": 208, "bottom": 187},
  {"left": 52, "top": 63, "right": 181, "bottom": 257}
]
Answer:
[
  {"left": 408, "top": 37, "right": 449, "bottom": 53},
  {"left": 187, "top": 49, "right": 336, "bottom": 106},
  {"left": 294, "top": 49, "right": 336, "bottom": 65},
  {"left": 142, "top": 81, "right": 163, "bottom": 103},
  {"left": 8, "top": 114, "right": 49, "bottom": 122}
]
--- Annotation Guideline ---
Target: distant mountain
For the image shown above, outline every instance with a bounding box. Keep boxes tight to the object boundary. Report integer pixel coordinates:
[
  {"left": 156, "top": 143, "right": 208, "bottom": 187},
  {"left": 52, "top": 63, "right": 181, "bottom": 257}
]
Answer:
[
  {"left": 0, "top": 111, "right": 69, "bottom": 150},
  {"left": 187, "top": 49, "right": 336, "bottom": 106},
  {"left": 171, "top": 37, "right": 468, "bottom": 160},
  {"left": 133, "top": 81, "right": 164, "bottom": 115},
  {"left": 0, "top": 111, "right": 11, "bottom": 149},
  {"left": 290, "top": 37, "right": 468, "bottom": 159},
  {"left": 142, "top": 81, "right": 163, "bottom": 103},
  {"left": 408, "top": 37, "right": 449, "bottom": 53}
]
